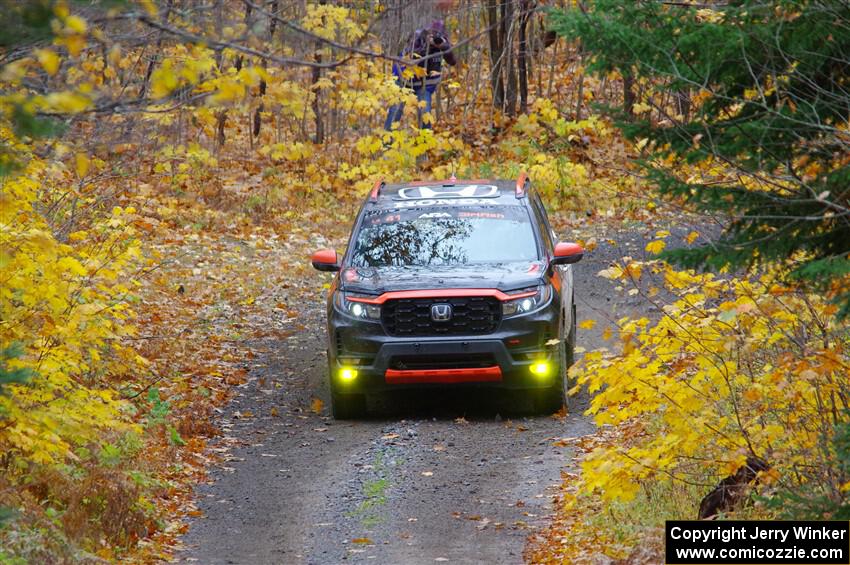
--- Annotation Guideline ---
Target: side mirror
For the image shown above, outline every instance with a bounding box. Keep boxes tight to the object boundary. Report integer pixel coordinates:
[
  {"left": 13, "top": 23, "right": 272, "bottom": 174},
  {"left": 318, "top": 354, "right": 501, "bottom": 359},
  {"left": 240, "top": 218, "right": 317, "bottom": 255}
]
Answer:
[
  {"left": 552, "top": 242, "right": 584, "bottom": 265},
  {"left": 311, "top": 249, "right": 340, "bottom": 272}
]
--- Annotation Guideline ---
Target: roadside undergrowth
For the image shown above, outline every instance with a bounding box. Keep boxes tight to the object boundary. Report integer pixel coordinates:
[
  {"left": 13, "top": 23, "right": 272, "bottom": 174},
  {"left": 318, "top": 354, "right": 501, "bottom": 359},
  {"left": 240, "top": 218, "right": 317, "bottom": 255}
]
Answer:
[{"left": 527, "top": 251, "right": 850, "bottom": 563}]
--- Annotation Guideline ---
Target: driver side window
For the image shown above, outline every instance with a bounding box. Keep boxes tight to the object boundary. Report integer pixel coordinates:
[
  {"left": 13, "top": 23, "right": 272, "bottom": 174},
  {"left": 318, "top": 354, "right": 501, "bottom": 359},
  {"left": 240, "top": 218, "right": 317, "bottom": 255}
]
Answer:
[{"left": 530, "top": 193, "right": 554, "bottom": 253}]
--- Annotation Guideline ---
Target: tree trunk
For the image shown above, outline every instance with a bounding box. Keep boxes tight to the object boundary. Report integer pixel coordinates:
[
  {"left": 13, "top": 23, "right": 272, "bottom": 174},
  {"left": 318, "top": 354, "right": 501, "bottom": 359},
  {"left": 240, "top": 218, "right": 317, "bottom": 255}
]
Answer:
[
  {"left": 574, "top": 44, "right": 585, "bottom": 120},
  {"left": 541, "top": 30, "right": 558, "bottom": 51},
  {"left": 253, "top": 1, "right": 276, "bottom": 138},
  {"left": 623, "top": 72, "right": 635, "bottom": 118},
  {"left": 574, "top": 73, "right": 585, "bottom": 120},
  {"left": 139, "top": 0, "right": 174, "bottom": 100},
  {"left": 311, "top": 0, "right": 326, "bottom": 144},
  {"left": 214, "top": 0, "right": 226, "bottom": 148},
  {"left": 675, "top": 89, "right": 691, "bottom": 121},
  {"left": 216, "top": 111, "right": 227, "bottom": 147},
  {"left": 503, "top": 0, "right": 518, "bottom": 116},
  {"left": 253, "top": 78, "right": 266, "bottom": 138},
  {"left": 487, "top": 0, "right": 505, "bottom": 112},
  {"left": 269, "top": 0, "right": 278, "bottom": 37},
  {"left": 698, "top": 457, "right": 769, "bottom": 519},
  {"left": 311, "top": 51, "right": 324, "bottom": 144},
  {"left": 518, "top": 0, "right": 532, "bottom": 113}
]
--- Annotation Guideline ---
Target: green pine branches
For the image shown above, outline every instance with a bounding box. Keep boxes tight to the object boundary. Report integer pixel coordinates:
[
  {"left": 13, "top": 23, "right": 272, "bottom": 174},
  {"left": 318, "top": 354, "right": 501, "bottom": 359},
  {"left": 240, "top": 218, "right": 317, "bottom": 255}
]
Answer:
[{"left": 550, "top": 0, "right": 850, "bottom": 314}]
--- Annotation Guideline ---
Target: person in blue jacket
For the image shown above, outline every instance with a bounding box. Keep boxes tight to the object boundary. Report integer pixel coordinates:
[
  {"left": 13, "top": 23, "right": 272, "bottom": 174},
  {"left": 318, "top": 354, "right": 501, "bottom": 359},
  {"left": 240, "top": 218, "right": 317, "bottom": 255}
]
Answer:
[{"left": 384, "top": 19, "right": 457, "bottom": 131}]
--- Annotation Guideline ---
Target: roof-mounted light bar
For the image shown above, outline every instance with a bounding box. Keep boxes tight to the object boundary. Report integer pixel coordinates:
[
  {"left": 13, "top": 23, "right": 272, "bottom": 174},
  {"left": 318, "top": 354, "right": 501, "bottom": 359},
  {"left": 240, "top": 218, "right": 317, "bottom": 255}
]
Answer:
[
  {"left": 369, "top": 178, "right": 386, "bottom": 202},
  {"left": 516, "top": 172, "right": 530, "bottom": 199}
]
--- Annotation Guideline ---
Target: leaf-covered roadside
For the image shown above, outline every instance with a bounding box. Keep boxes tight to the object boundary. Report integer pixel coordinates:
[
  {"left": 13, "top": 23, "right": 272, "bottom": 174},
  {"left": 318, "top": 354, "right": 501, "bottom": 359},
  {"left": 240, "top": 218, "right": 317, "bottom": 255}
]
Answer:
[
  {"left": 528, "top": 251, "right": 850, "bottom": 563},
  {"left": 528, "top": 0, "right": 850, "bottom": 559},
  {"left": 119, "top": 203, "right": 349, "bottom": 560},
  {"left": 1, "top": 165, "right": 350, "bottom": 560}
]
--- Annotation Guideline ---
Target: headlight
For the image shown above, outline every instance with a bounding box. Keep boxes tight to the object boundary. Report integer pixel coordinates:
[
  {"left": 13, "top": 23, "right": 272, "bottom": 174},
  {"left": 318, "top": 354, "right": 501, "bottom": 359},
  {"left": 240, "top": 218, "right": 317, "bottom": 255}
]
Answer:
[
  {"left": 334, "top": 291, "right": 381, "bottom": 320},
  {"left": 502, "top": 285, "right": 551, "bottom": 317}
]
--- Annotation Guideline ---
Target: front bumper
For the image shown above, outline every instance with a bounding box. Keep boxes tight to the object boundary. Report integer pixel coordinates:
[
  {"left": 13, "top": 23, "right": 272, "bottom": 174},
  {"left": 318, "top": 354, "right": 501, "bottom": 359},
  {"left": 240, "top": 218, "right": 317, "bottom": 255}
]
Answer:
[{"left": 327, "top": 303, "right": 560, "bottom": 392}]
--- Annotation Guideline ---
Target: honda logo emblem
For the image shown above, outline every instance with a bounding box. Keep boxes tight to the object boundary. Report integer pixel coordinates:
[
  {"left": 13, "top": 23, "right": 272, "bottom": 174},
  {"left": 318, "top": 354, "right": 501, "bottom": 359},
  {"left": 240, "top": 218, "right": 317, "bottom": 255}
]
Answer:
[{"left": 430, "top": 303, "right": 453, "bottom": 322}]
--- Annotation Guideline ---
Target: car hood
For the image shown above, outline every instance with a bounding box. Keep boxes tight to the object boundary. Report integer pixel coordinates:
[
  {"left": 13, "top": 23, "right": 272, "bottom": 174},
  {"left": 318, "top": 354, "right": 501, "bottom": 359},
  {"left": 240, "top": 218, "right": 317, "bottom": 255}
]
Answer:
[{"left": 340, "top": 262, "right": 545, "bottom": 295}]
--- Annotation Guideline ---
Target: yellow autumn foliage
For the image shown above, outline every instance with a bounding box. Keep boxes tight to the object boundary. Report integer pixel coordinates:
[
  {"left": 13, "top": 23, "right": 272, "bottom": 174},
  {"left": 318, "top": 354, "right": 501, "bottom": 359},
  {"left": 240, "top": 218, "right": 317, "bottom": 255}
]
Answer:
[
  {"left": 0, "top": 136, "right": 143, "bottom": 466},
  {"left": 302, "top": 3, "right": 364, "bottom": 43},
  {"left": 574, "top": 259, "right": 849, "bottom": 504}
]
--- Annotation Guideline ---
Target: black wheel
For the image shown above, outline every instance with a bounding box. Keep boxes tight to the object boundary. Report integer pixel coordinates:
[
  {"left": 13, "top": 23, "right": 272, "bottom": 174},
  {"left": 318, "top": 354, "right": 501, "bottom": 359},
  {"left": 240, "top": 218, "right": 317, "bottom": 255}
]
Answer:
[
  {"left": 327, "top": 359, "right": 366, "bottom": 419},
  {"left": 533, "top": 313, "right": 569, "bottom": 414},
  {"left": 535, "top": 302, "right": 579, "bottom": 415},
  {"left": 563, "top": 302, "right": 578, "bottom": 413},
  {"left": 330, "top": 390, "right": 366, "bottom": 419},
  {"left": 533, "top": 379, "right": 564, "bottom": 414}
]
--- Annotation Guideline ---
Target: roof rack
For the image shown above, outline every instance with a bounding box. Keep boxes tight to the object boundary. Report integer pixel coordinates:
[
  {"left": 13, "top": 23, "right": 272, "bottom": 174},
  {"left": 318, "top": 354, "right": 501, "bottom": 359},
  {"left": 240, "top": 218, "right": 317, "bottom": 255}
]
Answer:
[
  {"left": 369, "top": 178, "right": 386, "bottom": 202},
  {"left": 515, "top": 172, "right": 530, "bottom": 199}
]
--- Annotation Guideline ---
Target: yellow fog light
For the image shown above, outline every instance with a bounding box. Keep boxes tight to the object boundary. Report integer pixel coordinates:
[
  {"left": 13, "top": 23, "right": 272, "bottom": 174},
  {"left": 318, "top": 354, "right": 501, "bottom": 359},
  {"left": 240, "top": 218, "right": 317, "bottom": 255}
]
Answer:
[
  {"left": 339, "top": 367, "right": 358, "bottom": 381},
  {"left": 529, "top": 362, "right": 550, "bottom": 377}
]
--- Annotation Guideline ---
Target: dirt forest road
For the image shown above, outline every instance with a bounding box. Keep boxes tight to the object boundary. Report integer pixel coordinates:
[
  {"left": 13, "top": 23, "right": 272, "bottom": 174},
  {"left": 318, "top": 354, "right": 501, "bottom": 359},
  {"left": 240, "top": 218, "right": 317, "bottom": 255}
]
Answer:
[{"left": 177, "top": 226, "right": 653, "bottom": 565}]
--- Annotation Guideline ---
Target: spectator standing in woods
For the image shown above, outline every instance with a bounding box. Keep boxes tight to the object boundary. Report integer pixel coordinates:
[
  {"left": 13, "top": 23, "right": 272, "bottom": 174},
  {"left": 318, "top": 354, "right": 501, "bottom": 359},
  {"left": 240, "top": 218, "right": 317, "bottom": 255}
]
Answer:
[{"left": 384, "top": 19, "right": 457, "bottom": 131}]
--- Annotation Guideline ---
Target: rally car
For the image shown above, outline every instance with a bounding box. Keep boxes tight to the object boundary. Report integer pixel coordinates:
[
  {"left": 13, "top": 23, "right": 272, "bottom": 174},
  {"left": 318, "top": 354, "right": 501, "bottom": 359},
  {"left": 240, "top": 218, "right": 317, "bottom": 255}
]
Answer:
[{"left": 311, "top": 174, "right": 583, "bottom": 418}]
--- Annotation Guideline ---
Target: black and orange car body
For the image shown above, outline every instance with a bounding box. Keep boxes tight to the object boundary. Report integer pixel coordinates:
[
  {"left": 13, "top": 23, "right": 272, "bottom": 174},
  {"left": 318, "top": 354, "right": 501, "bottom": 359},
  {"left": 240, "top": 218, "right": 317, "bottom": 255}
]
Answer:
[{"left": 311, "top": 175, "right": 583, "bottom": 418}]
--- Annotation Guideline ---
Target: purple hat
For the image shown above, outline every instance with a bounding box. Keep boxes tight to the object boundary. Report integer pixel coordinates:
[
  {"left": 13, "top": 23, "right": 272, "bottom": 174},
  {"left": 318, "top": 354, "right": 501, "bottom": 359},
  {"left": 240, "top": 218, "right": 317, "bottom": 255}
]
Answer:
[{"left": 429, "top": 19, "right": 445, "bottom": 34}]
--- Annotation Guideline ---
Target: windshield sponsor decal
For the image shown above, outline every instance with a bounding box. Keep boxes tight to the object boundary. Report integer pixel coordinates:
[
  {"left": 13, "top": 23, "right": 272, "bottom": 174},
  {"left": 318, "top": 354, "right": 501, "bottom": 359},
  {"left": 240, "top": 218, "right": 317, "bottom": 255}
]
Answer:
[
  {"left": 366, "top": 206, "right": 527, "bottom": 223},
  {"left": 458, "top": 211, "right": 505, "bottom": 219},
  {"left": 394, "top": 198, "right": 497, "bottom": 208},
  {"left": 370, "top": 213, "right": 401, "bottom": 225}
]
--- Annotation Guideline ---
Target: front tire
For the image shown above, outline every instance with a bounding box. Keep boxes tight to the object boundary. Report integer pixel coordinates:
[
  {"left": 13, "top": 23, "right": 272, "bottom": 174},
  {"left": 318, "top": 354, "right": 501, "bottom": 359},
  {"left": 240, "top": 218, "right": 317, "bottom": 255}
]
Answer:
[
  {"left": 328, "top": 360, "right": 366, "bottom": 419},
  {"left": 535, "top": 303, "right": 578, "bottom": 415},
  {"left": 330, "top": 390, "right": 366, "bottom": 419},
  {"left": 533, "top": 378, "right": 565, "bottom": 414},
  {"left": 564, "top": 302, "right": 578, "bottom": 414},
  {"left": 533, "top": 317, "right": 569, "bottom": 414}
]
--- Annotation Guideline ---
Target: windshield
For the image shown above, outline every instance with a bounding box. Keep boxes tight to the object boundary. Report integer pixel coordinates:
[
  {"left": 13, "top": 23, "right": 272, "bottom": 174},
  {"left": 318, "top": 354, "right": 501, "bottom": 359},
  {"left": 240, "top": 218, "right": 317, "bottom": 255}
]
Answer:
[{"left": 349, "top": 206, "right": 538, "bottom": 267}]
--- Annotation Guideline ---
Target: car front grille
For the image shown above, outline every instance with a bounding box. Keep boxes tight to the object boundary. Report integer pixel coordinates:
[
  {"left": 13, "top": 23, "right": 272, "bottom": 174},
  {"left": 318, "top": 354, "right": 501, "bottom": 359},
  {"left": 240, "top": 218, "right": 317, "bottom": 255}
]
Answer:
[{"left": 381, "top": 296, "right": 502, "bottom": 337}]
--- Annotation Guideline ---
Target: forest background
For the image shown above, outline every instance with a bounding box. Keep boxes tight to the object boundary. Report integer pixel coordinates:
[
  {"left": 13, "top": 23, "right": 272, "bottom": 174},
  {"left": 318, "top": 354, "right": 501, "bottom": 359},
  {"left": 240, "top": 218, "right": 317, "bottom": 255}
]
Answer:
[{"left": 0, "top": 0, "right": 848, "bottom": 562}]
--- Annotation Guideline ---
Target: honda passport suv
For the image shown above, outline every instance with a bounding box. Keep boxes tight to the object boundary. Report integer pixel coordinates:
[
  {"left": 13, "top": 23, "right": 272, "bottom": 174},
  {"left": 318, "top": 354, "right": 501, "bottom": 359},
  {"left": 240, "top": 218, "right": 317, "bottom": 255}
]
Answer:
[{"left": 311, "top": 174, "right": 584, "bottom": 418}]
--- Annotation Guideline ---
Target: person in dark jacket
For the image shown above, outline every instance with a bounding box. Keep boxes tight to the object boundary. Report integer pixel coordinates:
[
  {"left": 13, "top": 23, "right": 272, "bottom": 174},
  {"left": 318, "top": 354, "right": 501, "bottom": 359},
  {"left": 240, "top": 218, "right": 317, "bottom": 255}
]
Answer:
[{"left": 384, "top": 19, "right": 457, "bottom": 131}]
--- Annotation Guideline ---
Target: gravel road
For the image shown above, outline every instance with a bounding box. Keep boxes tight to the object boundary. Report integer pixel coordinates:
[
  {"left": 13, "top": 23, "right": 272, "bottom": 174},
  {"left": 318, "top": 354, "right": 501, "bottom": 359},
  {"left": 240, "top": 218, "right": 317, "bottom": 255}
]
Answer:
[{"left": 177, "top": 225, "right": 654, "bottom": 565}]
